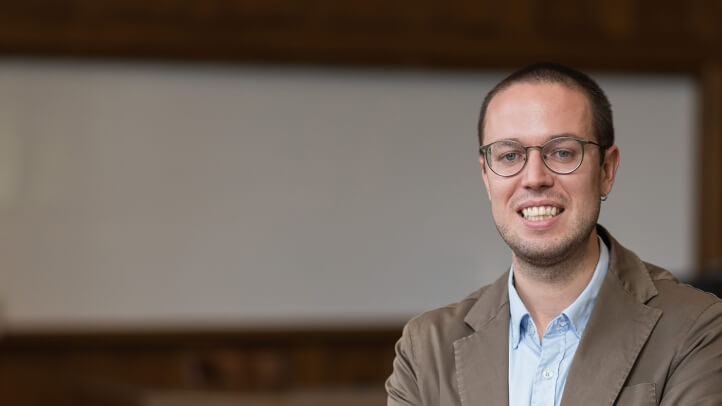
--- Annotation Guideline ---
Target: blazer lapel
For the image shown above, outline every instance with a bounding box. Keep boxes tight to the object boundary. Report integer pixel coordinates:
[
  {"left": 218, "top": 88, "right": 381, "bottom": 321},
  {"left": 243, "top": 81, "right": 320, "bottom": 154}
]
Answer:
[
  {"left": 561, "top": 228, "right": 663, "bottom": 406},
  {"left": 454, "top": 272, "right": 510, "bottom": 406}
]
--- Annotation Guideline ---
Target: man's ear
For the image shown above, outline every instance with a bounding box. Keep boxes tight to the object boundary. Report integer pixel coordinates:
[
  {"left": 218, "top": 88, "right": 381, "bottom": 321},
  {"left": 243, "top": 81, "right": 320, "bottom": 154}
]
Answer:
[
  {"left": 600, "top": 145, "right": 620, "bottom": 197},
  {"left": 480, "top": 156, "right": 492, "bottom": 201}
]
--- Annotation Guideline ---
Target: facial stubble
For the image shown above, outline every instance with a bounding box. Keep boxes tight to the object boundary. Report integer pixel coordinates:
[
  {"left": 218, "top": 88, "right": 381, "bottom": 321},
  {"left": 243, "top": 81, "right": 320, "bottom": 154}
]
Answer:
[{"left": 495, "top": 198, "right": 601, "bottom": 282}]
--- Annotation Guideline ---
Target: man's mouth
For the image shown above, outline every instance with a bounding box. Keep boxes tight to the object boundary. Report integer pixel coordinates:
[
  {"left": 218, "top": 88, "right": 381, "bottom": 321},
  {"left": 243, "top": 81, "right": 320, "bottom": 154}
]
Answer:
[{"left": 519, "top": 206, "right": 563, "bottom": 221}]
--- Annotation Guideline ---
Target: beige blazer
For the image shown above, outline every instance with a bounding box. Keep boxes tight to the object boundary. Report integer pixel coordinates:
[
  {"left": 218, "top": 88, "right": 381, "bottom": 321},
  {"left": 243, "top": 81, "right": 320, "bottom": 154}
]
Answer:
[{"left": 386, "top": 226, "right": 722, "bottom": 405}]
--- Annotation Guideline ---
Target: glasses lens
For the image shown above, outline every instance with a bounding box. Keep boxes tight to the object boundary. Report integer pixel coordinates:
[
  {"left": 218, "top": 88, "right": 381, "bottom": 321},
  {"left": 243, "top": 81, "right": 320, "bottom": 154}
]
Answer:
[
  {"left": 542, "top": 138, "right": 583, "bottom": 173},
  {"left": 487, "top": 140, "right": 526, "bottom": 176}
]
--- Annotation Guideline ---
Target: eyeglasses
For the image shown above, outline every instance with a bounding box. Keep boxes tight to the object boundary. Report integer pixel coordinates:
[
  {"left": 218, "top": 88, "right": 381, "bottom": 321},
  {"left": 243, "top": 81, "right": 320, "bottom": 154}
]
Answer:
[{"left": 479, "top": 137, "right": 601, "bottom": 177}]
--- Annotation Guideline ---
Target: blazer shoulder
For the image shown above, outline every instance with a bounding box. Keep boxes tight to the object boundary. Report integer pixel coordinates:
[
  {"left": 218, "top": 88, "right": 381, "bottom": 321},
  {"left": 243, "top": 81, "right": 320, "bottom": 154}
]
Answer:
[
  {"left": 645, "top": 262, "right": 721, "bottom": 323},
  {"left": 644, "top": 261, "right": 678, "bottom": 283},
  {"left": 404, "top": 285, "right": 490, "bottom": 345}
]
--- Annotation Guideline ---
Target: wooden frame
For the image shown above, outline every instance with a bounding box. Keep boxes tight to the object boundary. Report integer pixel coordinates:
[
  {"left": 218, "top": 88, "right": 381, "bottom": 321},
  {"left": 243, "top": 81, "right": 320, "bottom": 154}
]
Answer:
[{"left": 0, "top": 327, "right": 398, "bottom": 406}]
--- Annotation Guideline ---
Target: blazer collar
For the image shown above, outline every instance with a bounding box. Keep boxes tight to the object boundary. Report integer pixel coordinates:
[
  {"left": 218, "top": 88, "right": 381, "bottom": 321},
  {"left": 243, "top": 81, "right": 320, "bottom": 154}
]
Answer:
[
  {"left": 454, "top": 270, "right": 511, "bottom": 406},
  {"left": 453, "top": 225, "right": 663, "bottom": 406},
  {"left": 562, "top": 225, "right": 663, "bottom": 405}
]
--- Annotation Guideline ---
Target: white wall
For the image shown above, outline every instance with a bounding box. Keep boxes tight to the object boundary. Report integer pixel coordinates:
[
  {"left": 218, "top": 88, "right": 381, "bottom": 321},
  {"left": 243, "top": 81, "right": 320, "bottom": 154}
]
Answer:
[{"left": 0, "top": 60, "right": 696, "bottom": 329}]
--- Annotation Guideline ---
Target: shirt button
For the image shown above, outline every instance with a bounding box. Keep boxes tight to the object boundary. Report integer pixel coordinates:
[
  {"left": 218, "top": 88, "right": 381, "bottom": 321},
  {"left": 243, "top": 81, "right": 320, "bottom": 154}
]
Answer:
[
  {"left": 542, "top": 368, "right": 553, "bottom": 379},
  {"left": 559, "top": 320, "right": 568, "bottom": 326}
]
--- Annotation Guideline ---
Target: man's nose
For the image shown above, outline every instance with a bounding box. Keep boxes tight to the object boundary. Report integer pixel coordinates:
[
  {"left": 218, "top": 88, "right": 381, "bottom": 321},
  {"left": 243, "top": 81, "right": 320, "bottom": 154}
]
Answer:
[{"left": 521, "top": 148, "right": 554, "bottom": 189}]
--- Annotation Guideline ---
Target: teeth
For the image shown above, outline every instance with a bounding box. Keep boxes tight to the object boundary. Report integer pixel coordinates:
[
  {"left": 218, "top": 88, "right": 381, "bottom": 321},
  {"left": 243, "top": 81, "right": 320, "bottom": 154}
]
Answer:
[{"left": 521, "top": 206, "right": 560, "bottom": 221}]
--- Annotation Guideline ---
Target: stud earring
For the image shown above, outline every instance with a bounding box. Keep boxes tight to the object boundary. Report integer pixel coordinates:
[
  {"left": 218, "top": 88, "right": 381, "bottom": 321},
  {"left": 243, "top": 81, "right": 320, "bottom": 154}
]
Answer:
[{"left": 600, "top": 194, "right": 608, "bottom": 202}]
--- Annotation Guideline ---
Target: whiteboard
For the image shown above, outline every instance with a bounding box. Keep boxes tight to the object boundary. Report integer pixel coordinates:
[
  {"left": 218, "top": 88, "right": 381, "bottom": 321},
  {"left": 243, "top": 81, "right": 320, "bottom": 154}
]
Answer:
[{"left": 0, "top": 60, "right": 696, "bottom": 328}]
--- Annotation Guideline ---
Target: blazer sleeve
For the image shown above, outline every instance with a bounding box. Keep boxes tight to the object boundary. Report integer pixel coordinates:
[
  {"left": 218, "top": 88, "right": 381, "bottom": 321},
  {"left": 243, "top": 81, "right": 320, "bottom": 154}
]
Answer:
[
  {"left": 386, "top": 322, "right": 423, "bottom": 406},
  {"left": 660, "top": 300, "right": 722, "bottom": 405}
]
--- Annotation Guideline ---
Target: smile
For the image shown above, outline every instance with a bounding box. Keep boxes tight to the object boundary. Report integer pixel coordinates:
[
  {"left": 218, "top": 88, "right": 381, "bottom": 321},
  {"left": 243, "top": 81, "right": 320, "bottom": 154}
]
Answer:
[{"left": 520, "top": 205, "right": 563, "bottom": 221}]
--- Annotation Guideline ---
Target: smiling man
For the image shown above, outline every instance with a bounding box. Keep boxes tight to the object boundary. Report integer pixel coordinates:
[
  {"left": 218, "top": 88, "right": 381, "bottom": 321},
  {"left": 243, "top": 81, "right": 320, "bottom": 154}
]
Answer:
[{"left": 386, "top": 63, "right": 722, "bottom": 406}]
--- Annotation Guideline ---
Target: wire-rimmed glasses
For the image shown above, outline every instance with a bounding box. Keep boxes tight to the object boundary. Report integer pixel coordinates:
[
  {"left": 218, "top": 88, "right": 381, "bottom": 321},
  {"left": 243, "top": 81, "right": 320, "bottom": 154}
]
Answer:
[{"left": 479, "top": 136, "right": 601, "bottom": 177}]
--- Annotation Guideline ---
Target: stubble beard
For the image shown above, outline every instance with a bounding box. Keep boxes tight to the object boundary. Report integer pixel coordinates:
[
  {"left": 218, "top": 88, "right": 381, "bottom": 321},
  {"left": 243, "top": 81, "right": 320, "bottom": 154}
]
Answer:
[{"left": 495, "top": 200, "right": 601, "bottom": 282}]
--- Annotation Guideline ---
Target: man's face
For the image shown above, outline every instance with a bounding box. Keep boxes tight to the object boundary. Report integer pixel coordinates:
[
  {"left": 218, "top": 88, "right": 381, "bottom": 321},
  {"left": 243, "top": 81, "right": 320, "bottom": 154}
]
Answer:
[{"left": 480, "top": 82, "right": 619, "bottom": 267}]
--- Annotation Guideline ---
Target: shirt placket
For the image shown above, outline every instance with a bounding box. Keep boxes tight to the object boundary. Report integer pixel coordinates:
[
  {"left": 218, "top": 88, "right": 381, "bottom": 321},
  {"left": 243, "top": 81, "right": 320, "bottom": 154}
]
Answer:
[{"left": 530, "top": 319, "right": 568, "bottom": 406}]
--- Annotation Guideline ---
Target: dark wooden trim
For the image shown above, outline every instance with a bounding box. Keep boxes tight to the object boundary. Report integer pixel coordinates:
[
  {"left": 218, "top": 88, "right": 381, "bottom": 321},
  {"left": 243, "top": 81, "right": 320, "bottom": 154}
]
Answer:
[
  {"left": 0, "top": 1, "right": 719, "bottom": 73},
  {"left": 699, "top": 62, "right": 722, "bottom": 271},
  {"left": 0, "top": 326, "right": 402, "bottom": 349},
  {"left": 0, "top": 326, "right": 401, "bottom": 406}
]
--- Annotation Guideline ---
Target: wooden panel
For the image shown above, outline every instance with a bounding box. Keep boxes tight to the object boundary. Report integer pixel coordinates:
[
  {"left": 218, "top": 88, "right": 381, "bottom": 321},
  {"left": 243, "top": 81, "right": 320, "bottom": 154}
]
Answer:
[
  {"left": 699, "top": 63, "right": 722, "bottom": 271},
  {"left": 79, "top": 388, "right": 387, "bottom": 406},
  {"left": 0, "top": 0, "right": 718, "bottom": 71},
  {"left": 0, "top": 327, "right": 400, "bottom": 406}
]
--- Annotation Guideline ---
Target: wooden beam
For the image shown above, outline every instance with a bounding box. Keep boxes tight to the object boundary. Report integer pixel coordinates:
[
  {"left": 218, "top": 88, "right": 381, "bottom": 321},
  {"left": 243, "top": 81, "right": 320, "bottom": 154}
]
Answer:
[
  {"left": 0, "top": 327, "right": 400, "bottom": 406},
  {"left": 0, "top": 1, "right": 718, "bottom": 73},
  {"left": 699, "top": 62, "right": 722, "bottom": 272}
]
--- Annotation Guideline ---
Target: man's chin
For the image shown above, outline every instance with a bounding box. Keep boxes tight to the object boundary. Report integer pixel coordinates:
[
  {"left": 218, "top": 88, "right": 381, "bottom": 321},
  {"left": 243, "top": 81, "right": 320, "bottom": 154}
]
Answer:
[
  {"left": 496, "top": 216, "right": 599, "bottom": 267},
  {"left": 512, "top": 245, "right": 572, "bottom": 267},
  {"left": 501, "top": 232, "right": 584, "bottom": 268}
]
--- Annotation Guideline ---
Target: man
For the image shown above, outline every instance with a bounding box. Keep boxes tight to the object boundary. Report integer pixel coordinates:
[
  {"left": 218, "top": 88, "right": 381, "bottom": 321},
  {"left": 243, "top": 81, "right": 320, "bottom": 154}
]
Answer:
[{"left": 386, "top": 62, "right": 722, "bottom": 405}]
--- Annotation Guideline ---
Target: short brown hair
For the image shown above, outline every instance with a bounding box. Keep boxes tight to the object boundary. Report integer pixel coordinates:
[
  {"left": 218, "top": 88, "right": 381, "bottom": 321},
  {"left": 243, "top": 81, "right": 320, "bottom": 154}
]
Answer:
[{"left": 477, "top": 62, "right": 614, "bottom": 158}]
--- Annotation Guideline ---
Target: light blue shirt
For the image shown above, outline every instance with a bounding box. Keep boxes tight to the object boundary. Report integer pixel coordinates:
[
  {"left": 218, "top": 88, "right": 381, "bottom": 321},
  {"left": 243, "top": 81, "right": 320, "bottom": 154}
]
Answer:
[{"left": 508, "top": 237, "right": 609, "bottom": 406}]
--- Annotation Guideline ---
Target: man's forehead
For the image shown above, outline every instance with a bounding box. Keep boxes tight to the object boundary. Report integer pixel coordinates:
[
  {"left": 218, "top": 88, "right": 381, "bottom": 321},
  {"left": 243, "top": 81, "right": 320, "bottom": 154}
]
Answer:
[{"left": 484, "top": 81, "right": 592, "bottom": 141}]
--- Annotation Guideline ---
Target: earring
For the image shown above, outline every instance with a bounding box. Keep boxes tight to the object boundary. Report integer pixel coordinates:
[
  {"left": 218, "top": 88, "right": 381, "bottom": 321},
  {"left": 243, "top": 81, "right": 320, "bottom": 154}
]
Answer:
[{"left": 600, "top": 194, "right": 608, "bottom": 202}]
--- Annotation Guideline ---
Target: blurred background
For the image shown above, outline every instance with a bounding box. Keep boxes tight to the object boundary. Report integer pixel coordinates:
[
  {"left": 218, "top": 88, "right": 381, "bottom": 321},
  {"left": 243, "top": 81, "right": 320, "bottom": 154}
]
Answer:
[{"left": 0, "top": 1, "right": 720, "bottom": 405}]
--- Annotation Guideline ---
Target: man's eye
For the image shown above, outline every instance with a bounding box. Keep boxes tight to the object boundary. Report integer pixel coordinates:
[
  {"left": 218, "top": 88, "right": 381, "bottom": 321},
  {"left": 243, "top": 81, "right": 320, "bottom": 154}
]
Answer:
[
  {"left": 501, "top": 152, "right": 519, "bottom": 161},
  {"left": 550, "top": 149, "right": 576, "bottom": 160}
]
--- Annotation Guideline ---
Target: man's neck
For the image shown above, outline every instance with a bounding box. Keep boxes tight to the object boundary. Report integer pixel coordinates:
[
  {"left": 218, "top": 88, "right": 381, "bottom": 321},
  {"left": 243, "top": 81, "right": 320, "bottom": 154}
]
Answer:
[{"left": 512, "top": 231, "right": 601, "bottom": 341}]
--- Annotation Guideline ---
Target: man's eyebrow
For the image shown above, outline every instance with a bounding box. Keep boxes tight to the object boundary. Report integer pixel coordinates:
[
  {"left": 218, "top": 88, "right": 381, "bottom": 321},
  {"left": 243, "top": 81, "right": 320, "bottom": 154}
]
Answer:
[
  {"left": 547, "top": 132, "right": 581, "bottom": 139},
  {"left": 495, "top": 133, "right": 582, "bottom": 144}
]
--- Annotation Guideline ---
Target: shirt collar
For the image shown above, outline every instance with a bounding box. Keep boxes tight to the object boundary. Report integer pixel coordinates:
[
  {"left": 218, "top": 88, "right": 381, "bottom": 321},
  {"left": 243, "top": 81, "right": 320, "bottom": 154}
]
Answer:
[
  {"left": 508, "top": 269, "right": 529, "bottom": 349},
  {"left": 563, "top": 237, "right": 609, "bottom": 337},
  {"left": 508, "top": 236, "right": 610, "bottom": 348}
]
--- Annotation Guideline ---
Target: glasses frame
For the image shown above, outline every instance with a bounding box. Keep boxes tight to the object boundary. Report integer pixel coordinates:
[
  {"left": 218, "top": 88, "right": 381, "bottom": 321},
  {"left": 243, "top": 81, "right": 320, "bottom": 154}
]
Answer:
[{"left": 479, "top": 136, "right": 602, "bottom": 177}]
